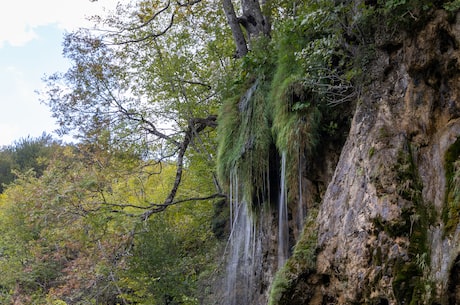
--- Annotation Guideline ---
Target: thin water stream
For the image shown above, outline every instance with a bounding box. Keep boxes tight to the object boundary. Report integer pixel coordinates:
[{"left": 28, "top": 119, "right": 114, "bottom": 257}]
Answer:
[
  {"left": 225, "top": 167, "right": 262, "bottom": 305},
  {"left": 278, "top": 151, "right": 289, "bottom": 267}
]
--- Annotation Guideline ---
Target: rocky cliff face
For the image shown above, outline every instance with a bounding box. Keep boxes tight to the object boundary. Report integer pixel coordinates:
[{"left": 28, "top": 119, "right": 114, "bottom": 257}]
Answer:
[
  {"left": 216, "top": 4, "right": 460, "bottom": 305},
  {"left": 281, "top": 9, "right": 460, "bottom": 305}
]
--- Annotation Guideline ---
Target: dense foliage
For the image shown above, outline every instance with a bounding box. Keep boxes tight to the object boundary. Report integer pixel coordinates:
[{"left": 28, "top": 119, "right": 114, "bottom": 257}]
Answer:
[
  {"left": 1, "top": 0, "right": 457, "bottom": 304},
  {"left": 0, "top": 140, "right": 221, "bottom": 304},
  {"left": 0, "top": 133, "right": 58, "bottom": 193}
]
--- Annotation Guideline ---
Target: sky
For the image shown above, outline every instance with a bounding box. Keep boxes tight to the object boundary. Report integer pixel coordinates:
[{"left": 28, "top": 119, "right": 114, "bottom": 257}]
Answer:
[{"left": 0, "top": 0, "right": 121, "bottom": 147}]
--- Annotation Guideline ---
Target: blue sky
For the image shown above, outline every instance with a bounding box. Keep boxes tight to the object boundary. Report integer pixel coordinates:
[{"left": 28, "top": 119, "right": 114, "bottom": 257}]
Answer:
[
  {"left": 0, "top": 0, "right": 120, "bottom": 147},
  {"left": 0, "top": 26, "right": 68, "bottom": 146}
]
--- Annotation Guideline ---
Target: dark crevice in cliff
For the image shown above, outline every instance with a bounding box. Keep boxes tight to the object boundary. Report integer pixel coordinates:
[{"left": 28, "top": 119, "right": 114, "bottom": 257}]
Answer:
[
  {"left": 439, "top": 28, "right": 457, "bottom": 54},
  {"left": 268, "top": 142, "right": 281, "bottom": 207},
  {"left": 448, "top": 255, "right": 460, "bottom": 305}
]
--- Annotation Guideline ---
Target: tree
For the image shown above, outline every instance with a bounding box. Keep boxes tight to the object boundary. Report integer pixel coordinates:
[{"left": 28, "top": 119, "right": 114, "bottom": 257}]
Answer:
[
  {"left": 0, "top": 148, "right": 15, "bottom": 193},
  {"left": 42, "top": 17, "right": 224, "bottom": 220},
  {"left": 0, "top": 145, "right": 123, "bottom": 304},
  {"left": 40, "top": 0, "right": 277, "bottom": 219},
  {"left": 0, "top": 133, "right": 59, "bottom": 193},
  {"left": 39, "top": 0, "right": 279, "bottom": 224}
]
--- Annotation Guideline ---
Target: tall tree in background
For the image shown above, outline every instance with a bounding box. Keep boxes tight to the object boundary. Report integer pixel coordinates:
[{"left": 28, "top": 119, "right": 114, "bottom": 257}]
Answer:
[{"left": 0, "top": 133, "right": 58, "bottom": 193}]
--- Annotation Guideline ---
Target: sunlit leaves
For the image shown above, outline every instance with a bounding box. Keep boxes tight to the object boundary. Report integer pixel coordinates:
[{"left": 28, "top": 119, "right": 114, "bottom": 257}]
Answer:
[
  {"left": 0, "top": 145, "right": 131, "bottom": 303},
  {"left": 0, "top": 138, "right": 221, "bottom": 303}
]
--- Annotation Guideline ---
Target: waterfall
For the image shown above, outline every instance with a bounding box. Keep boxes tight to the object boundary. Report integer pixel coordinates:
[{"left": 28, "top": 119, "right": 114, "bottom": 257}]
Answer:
[
  {"left": 224, "top": 153, "right": 296, "bottom": 304},
  {"left": 225, "top": 167, "right": 263, "bottom": 305},
  {"left": 223, "top": 79, "right": 295, "bottom": 304},
  {"left": 278, "top": 151, "right": 289, "bottom": 267}
]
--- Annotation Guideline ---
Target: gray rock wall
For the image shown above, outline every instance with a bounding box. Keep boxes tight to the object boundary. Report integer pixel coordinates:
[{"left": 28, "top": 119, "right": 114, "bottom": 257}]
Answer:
[{"left": 314, "top": 10, "right": 460, "bottom": 304}]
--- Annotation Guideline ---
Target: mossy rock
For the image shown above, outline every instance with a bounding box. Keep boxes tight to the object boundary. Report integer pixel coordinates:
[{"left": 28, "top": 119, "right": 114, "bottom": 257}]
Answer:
[
  {"left": 211, "top": 199, "right": 229, "bottom": 240},
  {"left": 442, "top": 137, "right": 460, "bottom": 235},
  {"left": 268, "top": 210, "right": 318, "bottom": 305},
  {"left": 392, "top": 262, "right": 423, "bottom": 304}
]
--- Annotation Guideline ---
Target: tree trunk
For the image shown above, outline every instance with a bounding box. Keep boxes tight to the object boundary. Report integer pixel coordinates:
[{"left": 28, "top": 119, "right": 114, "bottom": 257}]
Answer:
[
  {"left": 222, "top": 0, "right": 249, "bottom": 57},
  {"left": 240, "top": 0, "right": 270, "bottom": 39},
  {"left": 222, "top": 0, "right": 270, "bottom": 58}
]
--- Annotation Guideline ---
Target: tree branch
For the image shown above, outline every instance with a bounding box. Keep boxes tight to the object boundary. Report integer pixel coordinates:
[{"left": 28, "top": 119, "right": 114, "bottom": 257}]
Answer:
[
  {"left": 129, "top": 0, "right": 171, "bottom": 31},
  {"left": 174, "top": 77, "right": 212, "bottom": 90},
  {"left": 116, "top": 13, "right": 175, "bottom": 45},
  {"left": 176, "top": 0, "right": 202, "bottom": 7},
  {"left": 141, "top": 115, "right": 218, "bottom": 220},
  {"left": 103, "top": 193, "right": 225, "bottom": 213}
]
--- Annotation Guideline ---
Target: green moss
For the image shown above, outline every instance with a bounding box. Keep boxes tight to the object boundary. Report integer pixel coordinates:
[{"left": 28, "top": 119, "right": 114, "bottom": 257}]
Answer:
[
  {"left": 271, "top": 76, "right": 322, "bottom": 153},
  {"left": 372, "top": 214, "right": 409, "bottom": 238},
  {"left": 390, "top": 145, "right": 435, "bottom": 305},
  {"left": 396, "top": 148, "right": 423, "bottom": 202},
  {"left": 217, "top": 0, "right": 358, "bottom": 211},
  {"left": 291, "top": 210, "right": 319, "bottom": 269},
  {"left": 216, "top": 79, "right": 273, "bottom": 208},
  {"left": 368, "top": 146, "right": 375, "bottom": 158},
  {"left": 268, "top": 264, "right": 291, "bottom": 305},
  {"left": 373, "top": 246, "right": 383, "bottom": 266},
  {"left": 268, "top": 19, "right": 325, "bottom": 201},
  {"left": 445, "top": 138, "right": 460, "bottom": 181},
  {"left": 216, "top": 26, "right": 324, "bottom": 210},
  {"left": 392, "top": 262, "right": 423, "bottom": 304},
  {"left": 442, "top": 137, "right": 460, "bottom": 235},
  {"left": 392, "top": 260, "right": 434, "bottom": 305},
  {"left": 268, "top": 209, "right": 318, "bottom": 305},
  {"left": 216, "top": 93, "right": 243, "bottom": 184},
  {"left": 364, "top": 142, "right": 435, "bottom": 303}
]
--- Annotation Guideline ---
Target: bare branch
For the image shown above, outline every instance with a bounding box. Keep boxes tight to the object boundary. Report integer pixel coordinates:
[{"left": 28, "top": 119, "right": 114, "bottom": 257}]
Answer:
[
  {"left": 103, "top": 193, "right": 225, "bottom": 213},
  {"left": 77, "top": 114, "right": 219, "bottom": 220},
  {"left": 170, "top": 193, "right": 226, "bottom": 205},
  {"left": 129, "top": 0, "right": 171, "bottom": 31},
  {"left": 116, "top": 13, "right": 175, "bottom": 45},
  {"left": 176, "top": 0, "right": 202, "bottom": 7},
  {"left": 174, "top": 77, "right": 212, "bottom": 90}
]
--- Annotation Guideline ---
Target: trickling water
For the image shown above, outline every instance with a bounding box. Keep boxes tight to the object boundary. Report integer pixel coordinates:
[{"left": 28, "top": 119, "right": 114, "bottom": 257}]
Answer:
[
  {"left": 224, "top": 80, "right": 263, "bottom": 305},
  {"left": 278, "top": 151, "right": 289, "bottom": 267},
  {"left": 224, "top": 152, "right": 296, "bottom": 304},
  {"left": 225, "top": 168, "right": 263, "bottom": 305},
  {"left": 224, "top": 79, "right": 294, "bottom": 304},
  {"left": 297, "top": 147, "right": 306, "bottom": 233},
  {"left": 238, "top": 79, "right": 259, "bottom": 112}
]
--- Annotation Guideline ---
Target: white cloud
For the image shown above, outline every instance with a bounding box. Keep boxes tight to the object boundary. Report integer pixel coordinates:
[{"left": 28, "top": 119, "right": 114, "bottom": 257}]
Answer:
[
  {"left": 0, "top": 123, "right": 21, "bottom": 147},
  {"left": 0, "top": 0, "right": 131, "bottom": 146},
  {"left": 0, "top": 0, "right": 121, "bottom": 47}
]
